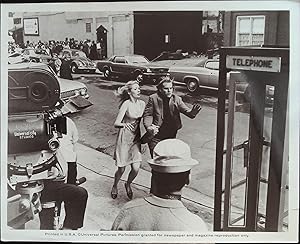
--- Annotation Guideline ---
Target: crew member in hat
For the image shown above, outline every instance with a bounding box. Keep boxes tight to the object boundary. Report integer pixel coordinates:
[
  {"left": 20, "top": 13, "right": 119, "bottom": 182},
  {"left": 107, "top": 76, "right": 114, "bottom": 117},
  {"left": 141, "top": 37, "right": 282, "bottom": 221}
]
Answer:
[
  {"left": 142, "top": 76, "right": 202, "bottom": 157},
  {"left": 111, "top": 139, "right": 208, "bottom": 231}
]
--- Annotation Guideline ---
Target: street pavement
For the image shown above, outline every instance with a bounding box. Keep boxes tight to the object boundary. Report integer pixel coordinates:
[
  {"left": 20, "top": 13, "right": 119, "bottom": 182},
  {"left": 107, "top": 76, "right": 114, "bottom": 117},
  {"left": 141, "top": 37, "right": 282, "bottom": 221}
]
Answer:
[{"left": 26, "top": 142, "right": 215, "bottom": 231}]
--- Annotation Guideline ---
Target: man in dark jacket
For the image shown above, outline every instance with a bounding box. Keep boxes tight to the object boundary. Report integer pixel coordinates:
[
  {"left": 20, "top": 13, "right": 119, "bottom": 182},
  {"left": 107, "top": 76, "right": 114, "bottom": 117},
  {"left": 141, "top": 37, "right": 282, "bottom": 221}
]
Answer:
[
  {"left": 60, "top": 53, "right": 73, "bottom": 80},
  {"left": 143, "top": 76, "right": 202, "bottom": 157}
]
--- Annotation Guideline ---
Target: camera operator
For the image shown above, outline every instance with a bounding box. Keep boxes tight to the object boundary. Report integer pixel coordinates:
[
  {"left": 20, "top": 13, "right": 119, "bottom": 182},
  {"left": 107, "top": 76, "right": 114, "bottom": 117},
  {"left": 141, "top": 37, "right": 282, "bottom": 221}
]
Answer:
[
  {"left": 56, "top": 116, "right": 86, "bottom": 185},
  {"left": 39, "top": 173, "right": 88, "bottom": 230},
  {"left": 39, "top": 112, "right": 88, "bottom": 230}
]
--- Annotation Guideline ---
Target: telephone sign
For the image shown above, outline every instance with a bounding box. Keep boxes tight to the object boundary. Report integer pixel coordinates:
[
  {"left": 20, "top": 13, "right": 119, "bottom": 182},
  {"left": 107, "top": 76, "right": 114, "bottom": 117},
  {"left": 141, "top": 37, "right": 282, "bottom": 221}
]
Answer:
[{"left": 226, "top": 55, "right": 281, "bottom": 72}]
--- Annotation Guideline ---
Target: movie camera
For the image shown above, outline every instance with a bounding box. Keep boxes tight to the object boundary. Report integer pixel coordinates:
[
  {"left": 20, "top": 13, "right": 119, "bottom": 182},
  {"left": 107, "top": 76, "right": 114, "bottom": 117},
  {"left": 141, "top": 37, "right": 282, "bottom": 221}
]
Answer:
[{"left": 7, "top": 64, "right": 67, "bottom": 229}]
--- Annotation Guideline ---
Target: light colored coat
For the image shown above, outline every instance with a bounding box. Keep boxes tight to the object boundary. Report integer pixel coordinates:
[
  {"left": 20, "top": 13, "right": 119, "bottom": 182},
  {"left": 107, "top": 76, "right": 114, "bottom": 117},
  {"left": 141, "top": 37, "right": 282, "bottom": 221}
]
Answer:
[{"left": 111, "top": 195, "right": 208, "bottom": 231}]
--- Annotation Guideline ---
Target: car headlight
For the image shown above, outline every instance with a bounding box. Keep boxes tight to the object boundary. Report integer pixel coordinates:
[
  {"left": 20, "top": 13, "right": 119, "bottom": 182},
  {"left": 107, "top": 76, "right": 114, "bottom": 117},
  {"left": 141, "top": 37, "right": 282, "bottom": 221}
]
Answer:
[{"left": 80, "top": 88, "right": 87, "bottom": 95}]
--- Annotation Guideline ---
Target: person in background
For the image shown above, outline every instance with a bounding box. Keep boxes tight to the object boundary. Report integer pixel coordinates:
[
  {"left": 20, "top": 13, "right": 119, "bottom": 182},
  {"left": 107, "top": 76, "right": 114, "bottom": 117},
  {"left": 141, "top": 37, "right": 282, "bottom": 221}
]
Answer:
[
  {"left": 39, "top": 113, "right": 87, "bottom": 230},
  {"left": 111, "top": 80, "right": 146, "bottom": 200},
  {"left": 82, "top": 41, "right": 90, "bottom": 58},
  {"left": 143, "top": 76, "right": 202, "bottom": 157},
  {"left": 49, "top": 52, "right": 62, "bottom": 76},
  {"left": 56, "top": 116, "right": 85, "bottom": 185},
  {"left": 39, "top": 163, "right": 88, "bottom": 230},
  {"left": 111, "top": 138, "right": 208, "bottom": 231},
  {"left": 89, "top": 41, "right": 98, "bottom": 60},
  {"left": 59, "top": 53, "right": 73, "bottom": 80},
  {"left": 96, "top": 41, "right": 102, "bottom": 60}
]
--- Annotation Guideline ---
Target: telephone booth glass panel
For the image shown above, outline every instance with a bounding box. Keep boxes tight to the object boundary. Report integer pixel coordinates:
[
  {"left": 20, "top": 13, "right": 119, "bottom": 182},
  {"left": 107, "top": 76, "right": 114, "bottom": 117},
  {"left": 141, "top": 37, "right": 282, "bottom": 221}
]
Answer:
[{"left": 224, "top": 77, "right": 250, "bottom": 228}]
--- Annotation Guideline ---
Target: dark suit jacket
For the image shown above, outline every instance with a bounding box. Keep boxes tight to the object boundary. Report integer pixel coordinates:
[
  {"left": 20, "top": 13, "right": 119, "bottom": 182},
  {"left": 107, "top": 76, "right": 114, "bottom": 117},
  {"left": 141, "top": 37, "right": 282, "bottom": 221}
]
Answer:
[
  {"left": 143, "top": 93, "right": 196, "bottom": 133},
  {"left": 60, "top": 59, "right": 73, "bottom": 80}
]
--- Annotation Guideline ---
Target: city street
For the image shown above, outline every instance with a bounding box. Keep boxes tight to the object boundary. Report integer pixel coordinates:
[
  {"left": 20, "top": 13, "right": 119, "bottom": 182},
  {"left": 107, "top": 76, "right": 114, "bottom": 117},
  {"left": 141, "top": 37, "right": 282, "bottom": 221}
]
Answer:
[
  {"left": 65, "top": 71, "right": 259, "bottom": 228},
  {"left": 71, "top": 71, "right": 223, "bottom": 195}
]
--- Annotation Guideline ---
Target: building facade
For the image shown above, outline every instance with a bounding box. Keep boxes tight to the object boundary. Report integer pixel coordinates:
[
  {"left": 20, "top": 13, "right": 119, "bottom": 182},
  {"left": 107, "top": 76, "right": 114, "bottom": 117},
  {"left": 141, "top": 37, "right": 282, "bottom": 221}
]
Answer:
[
  {"left": 9, "top": 11, "right": 226, "bottom": 59},
  {"left": 9, "top": 11, "right": 134, "bottom": 58},
  {"left": 223, "top": 11, "right": 289, "bottom": 47}
]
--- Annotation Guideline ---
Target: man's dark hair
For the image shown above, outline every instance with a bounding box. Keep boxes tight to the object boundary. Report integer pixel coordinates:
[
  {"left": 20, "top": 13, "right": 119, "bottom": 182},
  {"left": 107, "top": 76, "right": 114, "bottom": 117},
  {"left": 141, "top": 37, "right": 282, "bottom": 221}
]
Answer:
[
  {"left": 157, "top": 76, "right": 173, "bottom": 90},
  {"left": 151, "top": 170, "right": 190, "bottom": 195}
]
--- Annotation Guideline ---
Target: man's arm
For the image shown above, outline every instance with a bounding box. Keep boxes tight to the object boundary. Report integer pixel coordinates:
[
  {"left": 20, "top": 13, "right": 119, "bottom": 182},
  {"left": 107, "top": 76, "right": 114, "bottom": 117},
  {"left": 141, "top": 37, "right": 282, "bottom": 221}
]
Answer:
[
  {"left": 177, "top": 96, "right": 202, "bottom": 119},
  {"left": 143, "top": 96, "right": 154, "bottom": 130},
  {"left": 143, "top": 96, "right": 159, "bottom": 136}
]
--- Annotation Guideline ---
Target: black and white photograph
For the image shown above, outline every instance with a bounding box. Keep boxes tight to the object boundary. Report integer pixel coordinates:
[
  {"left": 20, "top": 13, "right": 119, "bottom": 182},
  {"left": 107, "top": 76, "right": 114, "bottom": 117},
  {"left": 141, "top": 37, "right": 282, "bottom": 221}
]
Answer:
[{"left": 1, "top": 1, "right": 299, "bottom": 243}]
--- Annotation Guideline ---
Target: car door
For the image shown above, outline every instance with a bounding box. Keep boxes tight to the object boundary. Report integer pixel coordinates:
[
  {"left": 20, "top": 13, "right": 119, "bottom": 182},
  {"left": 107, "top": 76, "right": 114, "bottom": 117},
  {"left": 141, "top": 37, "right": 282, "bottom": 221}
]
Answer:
[
  {"left": 111, "top": 56, "right": 129, "bottom": 76},
  {"left": 205, "top": 60, "right": 220, "bottom": 88}
]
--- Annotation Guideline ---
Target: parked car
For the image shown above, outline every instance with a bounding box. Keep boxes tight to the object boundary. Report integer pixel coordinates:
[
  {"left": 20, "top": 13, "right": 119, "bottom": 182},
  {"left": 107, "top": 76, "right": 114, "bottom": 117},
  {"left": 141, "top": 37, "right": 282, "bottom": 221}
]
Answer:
[
  {"left": 22, "top": 48, "right": 53, "bottom": 64},
  {"left": 169, "top": 58, "right": 274, "bottom": 104},
  {"left": 96, "top": 54, "right": 169, "bottom": 84},
  {"left": 8, "top": 62, "right": 93, "bottom": 114},
  {"left": 8, "top": 52, "right": 28, "bottom": 64},
  {"left": 60, "top": 49, "right": 96, "bottom": 74},
  {"left": 169, "top": 58, "right": 225, "bottom": 93}
]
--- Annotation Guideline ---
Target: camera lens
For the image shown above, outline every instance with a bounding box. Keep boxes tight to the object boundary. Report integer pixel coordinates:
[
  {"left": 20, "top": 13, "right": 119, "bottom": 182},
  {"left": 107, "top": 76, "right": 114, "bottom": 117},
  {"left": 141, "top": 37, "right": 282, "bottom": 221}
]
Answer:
[
  {"left": 48, "top": 138, "right": 60, "bottom": 151},
  {"left": 31, "top": 82, "right": 48, "bottom": 101}
]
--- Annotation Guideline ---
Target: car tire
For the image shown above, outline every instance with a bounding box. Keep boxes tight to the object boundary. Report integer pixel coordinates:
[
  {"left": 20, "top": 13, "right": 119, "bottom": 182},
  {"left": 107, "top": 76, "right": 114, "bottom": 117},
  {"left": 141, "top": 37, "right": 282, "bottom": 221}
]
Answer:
[
  {"left": 186, "top": 78, "right": 199, "bottom": 93},
  {"left": 103, "top": 67, "right": 111, "bottom": 79},
  {"left": 71, "top": 64, "right": 78, "bottom": 73}
]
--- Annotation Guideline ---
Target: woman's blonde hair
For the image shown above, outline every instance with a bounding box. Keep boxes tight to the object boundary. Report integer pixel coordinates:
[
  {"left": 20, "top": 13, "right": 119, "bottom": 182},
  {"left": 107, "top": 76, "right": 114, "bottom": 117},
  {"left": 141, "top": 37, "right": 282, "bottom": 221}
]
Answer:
[{"left": 114, "top": 80, "right": 139, "bottom": 106}]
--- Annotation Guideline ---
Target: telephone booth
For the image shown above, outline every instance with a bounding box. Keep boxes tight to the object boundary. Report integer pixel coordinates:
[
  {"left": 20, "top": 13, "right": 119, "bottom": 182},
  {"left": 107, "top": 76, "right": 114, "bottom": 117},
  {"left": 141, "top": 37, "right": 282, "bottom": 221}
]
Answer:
[{"left": 214, "top": 46, "right": 289, "bottom": 231}]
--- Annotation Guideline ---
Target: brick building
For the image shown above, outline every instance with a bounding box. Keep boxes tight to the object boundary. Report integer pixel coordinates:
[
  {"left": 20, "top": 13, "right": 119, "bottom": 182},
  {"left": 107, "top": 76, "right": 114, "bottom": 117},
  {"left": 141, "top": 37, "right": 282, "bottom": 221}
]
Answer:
[{"left": 223, "top": 11, "right": 289, "bottom": 47}]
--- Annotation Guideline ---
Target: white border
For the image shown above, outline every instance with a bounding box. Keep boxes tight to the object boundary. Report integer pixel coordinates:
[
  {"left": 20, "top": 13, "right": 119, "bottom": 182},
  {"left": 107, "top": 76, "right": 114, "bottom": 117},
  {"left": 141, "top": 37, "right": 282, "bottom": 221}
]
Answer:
[{"left": 1, "top": 1, "right": 299, "bottom": 243}]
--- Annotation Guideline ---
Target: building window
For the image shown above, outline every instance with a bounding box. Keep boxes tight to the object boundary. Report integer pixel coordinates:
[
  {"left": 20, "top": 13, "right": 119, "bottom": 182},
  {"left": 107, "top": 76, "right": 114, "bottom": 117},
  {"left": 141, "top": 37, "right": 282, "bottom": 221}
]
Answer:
[
  {"left": 236, "top": 15, "right": 265, "bottom": 46},
  {"left": 86, "top": 23, "right": 91, "bottom": 33},
  {"left": 13, "top": 18, "right": 21, "bottom": 24}
]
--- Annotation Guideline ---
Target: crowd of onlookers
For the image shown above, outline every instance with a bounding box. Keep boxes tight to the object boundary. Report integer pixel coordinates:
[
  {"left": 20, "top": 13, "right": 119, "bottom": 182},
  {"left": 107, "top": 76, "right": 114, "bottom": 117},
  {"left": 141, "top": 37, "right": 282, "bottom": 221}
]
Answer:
[{"left": 8, "top": 37, "right": 104, "bottom": 60}]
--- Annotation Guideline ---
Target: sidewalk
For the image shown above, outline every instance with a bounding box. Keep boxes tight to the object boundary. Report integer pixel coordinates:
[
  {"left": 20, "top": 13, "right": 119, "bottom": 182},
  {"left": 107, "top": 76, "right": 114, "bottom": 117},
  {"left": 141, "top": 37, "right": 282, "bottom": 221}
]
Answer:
[
  {"left": 26, "top": 143, "right": 214, "bottom": 231},
  {"left": 75, "top": 143, "right": 215, "bottom": 231}
]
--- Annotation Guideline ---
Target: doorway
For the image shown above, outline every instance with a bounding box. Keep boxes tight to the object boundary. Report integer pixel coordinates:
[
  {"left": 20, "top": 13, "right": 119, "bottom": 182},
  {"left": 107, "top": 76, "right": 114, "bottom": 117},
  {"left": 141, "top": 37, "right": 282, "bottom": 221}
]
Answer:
[{"left": 96, "top": 25, "right": 108, "bottom": 59}]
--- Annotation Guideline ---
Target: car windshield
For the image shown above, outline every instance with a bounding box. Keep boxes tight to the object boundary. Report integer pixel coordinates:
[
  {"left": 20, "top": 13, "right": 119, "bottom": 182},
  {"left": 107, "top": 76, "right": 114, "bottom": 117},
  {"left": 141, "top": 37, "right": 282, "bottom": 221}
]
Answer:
[
  {"left": 72, "top": 50, "right": 87, "bottom": 58},
  {"left": 35, "top": 49, "right": 48, "bottom": 55},
  {"left": 126, "top": 56, "right": 149, "bottom": 64},
  {"left": 205, "top": 61, "right": 219, "bottom": 70},
  {"left": 195, "top": 59, "right": 207, "bottom": 67}
]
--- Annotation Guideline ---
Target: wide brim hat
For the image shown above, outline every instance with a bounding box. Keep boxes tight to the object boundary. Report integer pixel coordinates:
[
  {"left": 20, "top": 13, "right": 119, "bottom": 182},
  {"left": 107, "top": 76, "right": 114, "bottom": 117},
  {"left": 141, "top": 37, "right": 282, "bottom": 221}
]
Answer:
[{"left": 148, "top": 139, "right": 199, "bottom": 173}]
